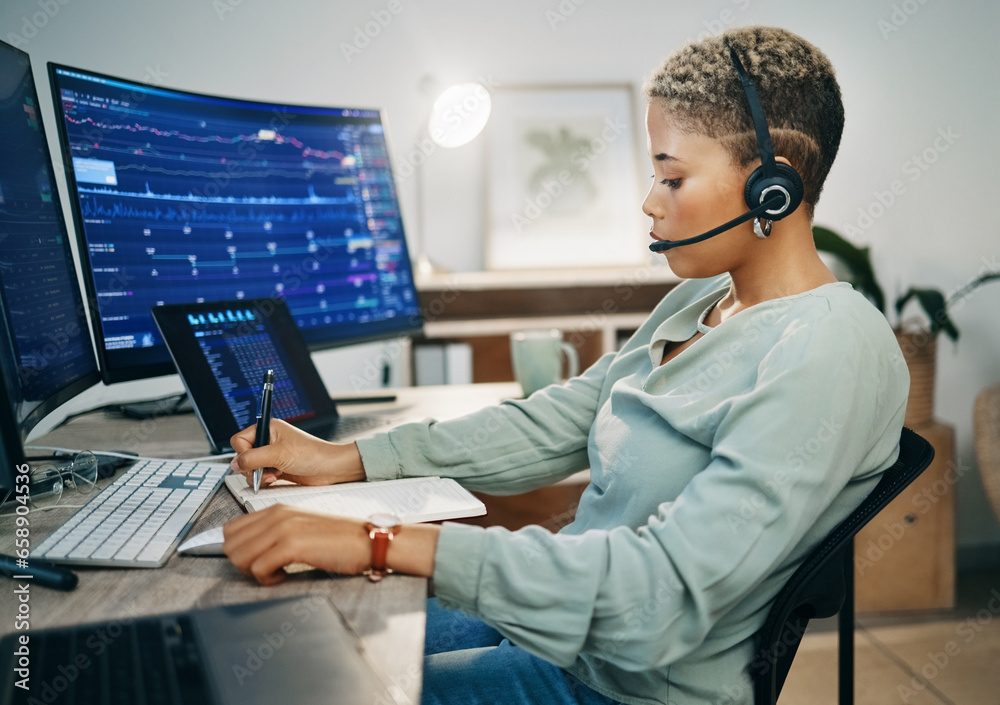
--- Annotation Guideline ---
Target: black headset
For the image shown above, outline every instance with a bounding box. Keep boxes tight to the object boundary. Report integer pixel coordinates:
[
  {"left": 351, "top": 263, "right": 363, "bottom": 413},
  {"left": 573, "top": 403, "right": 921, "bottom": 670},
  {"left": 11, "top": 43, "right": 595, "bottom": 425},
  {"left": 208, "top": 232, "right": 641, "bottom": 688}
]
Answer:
[{"left": 648, "top": 45, "right": 805, "bottom": 252}]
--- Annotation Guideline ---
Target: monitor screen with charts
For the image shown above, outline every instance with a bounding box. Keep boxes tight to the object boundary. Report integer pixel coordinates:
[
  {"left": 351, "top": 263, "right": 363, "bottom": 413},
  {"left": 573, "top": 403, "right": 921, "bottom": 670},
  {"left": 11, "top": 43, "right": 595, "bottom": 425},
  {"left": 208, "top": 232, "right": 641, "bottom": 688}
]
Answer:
[
  {"left": 47, "top": 62, "right": 423, "bottom": 383},
  {"left": 152, "top": 297, "right": 383, "bottom": 454},
  {"left": 0, "top": 40, "right": 100, "bottom": 438}
]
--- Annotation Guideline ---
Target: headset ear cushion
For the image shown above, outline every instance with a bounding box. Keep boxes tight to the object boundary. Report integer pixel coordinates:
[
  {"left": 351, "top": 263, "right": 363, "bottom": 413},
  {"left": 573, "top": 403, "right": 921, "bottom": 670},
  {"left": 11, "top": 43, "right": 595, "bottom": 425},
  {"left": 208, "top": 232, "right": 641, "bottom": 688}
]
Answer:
[{"left": 744, "top": 163, "right": 805, "bottom": 220}]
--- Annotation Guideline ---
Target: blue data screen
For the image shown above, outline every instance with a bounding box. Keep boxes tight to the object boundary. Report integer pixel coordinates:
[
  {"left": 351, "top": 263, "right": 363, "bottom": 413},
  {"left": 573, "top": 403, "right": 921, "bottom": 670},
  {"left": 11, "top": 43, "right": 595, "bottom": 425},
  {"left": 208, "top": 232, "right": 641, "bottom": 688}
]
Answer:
[{"left": 50, "top": 65, "right": 421, "bottom": 380}]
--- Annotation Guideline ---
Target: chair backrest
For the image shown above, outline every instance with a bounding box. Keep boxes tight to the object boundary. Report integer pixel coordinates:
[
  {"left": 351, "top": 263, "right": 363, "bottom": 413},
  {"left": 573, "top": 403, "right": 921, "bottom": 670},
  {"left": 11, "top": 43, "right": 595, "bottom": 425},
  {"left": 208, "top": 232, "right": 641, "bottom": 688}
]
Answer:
[{"left": 750, "top": 427, "right": 935, "bottom": 704}]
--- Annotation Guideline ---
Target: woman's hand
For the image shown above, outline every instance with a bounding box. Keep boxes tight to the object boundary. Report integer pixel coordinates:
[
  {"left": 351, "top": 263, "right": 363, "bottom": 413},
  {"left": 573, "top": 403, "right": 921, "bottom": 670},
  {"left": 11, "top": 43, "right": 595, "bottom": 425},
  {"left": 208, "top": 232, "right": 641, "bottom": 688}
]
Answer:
[
  {"left": 223, "top": 504, "right": 441, "bottom": 586},
  {"left": 228, "top": 418, "right": 365, "bottom": 488},
  {"left": 223, "top": 505, "right": 370, "bottom": 585}
]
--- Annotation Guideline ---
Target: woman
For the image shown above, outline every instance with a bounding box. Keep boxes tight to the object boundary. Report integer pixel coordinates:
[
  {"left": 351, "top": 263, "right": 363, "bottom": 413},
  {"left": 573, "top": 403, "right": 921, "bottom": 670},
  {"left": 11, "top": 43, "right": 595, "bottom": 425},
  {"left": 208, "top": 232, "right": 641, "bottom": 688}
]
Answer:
[{"left": 224, "top": 26, "right": 908, "bottom": 705}]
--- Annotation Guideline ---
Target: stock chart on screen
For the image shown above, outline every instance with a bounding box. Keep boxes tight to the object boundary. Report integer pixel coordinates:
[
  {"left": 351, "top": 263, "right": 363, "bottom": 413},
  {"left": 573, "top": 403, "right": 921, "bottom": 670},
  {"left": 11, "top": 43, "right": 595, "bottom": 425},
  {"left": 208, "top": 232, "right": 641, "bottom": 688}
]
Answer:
[{"left": 48, "top": 64, "right": 421, "bottom": 382}]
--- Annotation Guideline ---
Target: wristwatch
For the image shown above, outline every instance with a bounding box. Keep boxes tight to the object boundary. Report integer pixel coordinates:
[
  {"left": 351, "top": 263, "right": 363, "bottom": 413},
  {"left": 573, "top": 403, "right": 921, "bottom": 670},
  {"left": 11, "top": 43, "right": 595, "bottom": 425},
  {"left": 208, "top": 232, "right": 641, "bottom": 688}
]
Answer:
[{"left": 364, "top": 513, "right": 402, "bottom": 582}]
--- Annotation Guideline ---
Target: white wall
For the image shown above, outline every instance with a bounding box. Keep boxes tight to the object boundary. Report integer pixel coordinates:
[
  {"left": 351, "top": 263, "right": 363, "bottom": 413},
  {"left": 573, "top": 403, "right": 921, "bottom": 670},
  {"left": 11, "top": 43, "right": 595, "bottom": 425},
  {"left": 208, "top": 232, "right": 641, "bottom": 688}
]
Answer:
[{"left": 3, "top": 0, "right": 999, "bottom": 555}]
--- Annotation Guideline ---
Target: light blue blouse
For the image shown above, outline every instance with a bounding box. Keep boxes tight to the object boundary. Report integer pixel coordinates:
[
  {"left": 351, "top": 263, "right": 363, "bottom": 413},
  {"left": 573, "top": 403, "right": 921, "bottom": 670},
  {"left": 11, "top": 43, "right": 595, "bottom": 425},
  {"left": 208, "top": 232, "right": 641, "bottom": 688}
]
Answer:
[{"left": 356, "top": 274, "right": 909, "bottom": 705}]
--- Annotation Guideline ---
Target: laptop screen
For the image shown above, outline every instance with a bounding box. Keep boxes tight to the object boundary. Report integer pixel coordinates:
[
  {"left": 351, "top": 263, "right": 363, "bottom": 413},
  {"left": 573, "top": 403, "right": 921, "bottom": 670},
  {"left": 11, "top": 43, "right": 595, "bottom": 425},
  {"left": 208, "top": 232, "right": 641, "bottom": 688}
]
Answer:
[
  {"left": 184, "top": 304, "right": 315, "bottom": 428},
  {"left": 152, "top": 298, "right": 338, "bottom": 452}
]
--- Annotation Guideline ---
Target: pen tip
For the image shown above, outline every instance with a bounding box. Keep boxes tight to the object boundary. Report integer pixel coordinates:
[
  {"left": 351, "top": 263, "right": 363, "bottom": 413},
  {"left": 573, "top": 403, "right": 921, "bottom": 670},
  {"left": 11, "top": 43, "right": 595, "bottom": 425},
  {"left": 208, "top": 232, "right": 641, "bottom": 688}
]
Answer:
[{"left": 264, "top": 369, "right": 274, "bottom": 383}]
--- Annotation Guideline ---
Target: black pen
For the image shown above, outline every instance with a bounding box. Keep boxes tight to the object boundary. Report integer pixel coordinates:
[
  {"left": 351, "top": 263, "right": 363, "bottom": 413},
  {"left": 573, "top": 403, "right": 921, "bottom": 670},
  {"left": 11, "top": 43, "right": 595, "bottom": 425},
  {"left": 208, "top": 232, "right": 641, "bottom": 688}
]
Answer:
[
  {"left": 253, "top": 369, "right": 274, "bottom": 494},
  {"left": 0, "top": 554, "right": 78, "bottom": 591}
]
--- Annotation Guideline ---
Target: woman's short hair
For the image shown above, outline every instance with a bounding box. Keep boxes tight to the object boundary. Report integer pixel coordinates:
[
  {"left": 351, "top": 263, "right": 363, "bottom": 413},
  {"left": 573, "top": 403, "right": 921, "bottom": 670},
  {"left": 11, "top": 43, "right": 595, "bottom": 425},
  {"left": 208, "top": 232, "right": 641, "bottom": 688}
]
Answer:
[{"left": 644, "top": 26, "right": 844, "bottom": 213}]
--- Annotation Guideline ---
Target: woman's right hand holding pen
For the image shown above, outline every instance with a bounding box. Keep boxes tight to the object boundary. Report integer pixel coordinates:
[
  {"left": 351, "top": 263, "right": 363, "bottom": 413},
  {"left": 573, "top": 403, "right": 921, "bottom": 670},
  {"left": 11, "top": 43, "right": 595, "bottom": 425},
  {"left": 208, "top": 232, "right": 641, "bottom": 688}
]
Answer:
[{"left": 229, "top": 419, "right": 365, "bottom": 488}]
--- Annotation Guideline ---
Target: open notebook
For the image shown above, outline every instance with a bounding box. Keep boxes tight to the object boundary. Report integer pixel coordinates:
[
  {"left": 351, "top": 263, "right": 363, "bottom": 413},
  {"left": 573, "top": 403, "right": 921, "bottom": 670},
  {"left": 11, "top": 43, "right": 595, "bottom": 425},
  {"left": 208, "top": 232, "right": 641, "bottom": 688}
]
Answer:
[{"left": 224, "top": 474, "right": 486, "bottom": 523}]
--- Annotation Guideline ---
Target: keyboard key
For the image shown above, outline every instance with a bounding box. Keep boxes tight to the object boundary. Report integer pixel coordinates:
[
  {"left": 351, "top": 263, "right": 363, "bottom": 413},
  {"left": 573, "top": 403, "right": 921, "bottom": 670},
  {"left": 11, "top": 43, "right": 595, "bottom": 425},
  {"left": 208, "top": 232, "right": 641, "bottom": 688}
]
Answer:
[
  {"left": 108, "top": 624, "right": 138, "bottom": 705},
  {"left": 168, "top": 617, "right": 214, "bottom": 702},
  {"left": 137, "top": 621, "right": 177, "bottom": 705}
]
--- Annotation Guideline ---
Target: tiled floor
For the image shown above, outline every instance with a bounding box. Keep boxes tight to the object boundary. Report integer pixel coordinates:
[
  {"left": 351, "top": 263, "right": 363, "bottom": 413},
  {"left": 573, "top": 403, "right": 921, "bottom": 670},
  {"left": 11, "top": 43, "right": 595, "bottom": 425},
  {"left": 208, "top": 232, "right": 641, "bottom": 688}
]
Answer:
[{"left": 778, "top": 568, "right": 1000, "bottom": 704}]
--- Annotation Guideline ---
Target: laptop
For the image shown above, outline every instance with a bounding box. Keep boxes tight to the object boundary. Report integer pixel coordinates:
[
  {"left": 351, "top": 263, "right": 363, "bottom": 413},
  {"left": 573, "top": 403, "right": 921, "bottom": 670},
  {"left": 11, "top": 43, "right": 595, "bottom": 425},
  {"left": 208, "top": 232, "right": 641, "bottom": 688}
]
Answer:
[
  {"left": 152, "top": 298, "right": 388, "bottom": 454},
  {"left": 0, "top": 595, "right": 404, "bottom": 704}
]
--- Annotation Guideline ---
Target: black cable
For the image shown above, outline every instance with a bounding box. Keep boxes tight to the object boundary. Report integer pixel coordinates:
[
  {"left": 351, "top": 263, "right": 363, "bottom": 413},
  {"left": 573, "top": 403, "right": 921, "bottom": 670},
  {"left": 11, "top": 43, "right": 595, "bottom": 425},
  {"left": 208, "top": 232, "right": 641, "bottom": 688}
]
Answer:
[{"left": 47, "top": 392, "right": 192, "bottom": 430}]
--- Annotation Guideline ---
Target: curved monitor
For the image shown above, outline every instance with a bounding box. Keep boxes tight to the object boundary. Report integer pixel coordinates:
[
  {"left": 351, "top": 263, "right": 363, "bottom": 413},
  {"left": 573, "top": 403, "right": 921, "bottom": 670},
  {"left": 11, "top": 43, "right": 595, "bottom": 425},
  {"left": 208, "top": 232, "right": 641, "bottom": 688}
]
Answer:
[
  {"left": 0, "top": 40, "right": 100, "bottom": 438},
  {"left": 47, "top": 63, "right": 423, "bottom": 384}
]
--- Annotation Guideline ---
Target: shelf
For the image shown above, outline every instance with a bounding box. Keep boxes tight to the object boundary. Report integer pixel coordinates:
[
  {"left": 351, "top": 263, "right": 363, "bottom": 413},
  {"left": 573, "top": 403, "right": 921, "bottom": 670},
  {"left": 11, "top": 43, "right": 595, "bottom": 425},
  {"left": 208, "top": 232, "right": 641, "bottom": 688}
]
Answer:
[
  {"left": 415, "top": 265, "right": 678, "bottom": 291},
  {"left": 413, "top": 268, "right": 678, "bottom": 383}
]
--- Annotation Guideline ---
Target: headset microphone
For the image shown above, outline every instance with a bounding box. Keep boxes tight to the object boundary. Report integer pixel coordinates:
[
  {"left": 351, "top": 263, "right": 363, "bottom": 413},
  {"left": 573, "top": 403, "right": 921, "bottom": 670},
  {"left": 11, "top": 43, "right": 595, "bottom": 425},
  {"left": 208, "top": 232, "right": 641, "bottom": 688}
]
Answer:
[
  {"left": 649, "top": 45, "right": 804, "bottom": 254},
  {"left": 649, "top": 192, "right": 784, "bottom": 252}
]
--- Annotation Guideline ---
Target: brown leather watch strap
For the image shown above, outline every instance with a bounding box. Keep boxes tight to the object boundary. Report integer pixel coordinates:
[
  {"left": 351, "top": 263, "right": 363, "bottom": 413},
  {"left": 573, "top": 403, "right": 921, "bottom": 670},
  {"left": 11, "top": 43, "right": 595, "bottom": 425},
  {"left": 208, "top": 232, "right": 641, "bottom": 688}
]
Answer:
[{"left": 364, "top": 514, "right": 401, "bottom": 582}]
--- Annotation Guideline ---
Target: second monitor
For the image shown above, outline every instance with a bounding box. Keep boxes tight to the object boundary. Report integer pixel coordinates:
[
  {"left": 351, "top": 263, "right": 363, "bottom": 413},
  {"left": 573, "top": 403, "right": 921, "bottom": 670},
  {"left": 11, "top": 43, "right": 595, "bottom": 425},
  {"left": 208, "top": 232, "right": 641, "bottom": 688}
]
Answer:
[
  {"left": 0, "top": 40, "right": 100, "bottom": 440},
  {"left": 47, "top": 63, "right": 423, "bottom": 384}
]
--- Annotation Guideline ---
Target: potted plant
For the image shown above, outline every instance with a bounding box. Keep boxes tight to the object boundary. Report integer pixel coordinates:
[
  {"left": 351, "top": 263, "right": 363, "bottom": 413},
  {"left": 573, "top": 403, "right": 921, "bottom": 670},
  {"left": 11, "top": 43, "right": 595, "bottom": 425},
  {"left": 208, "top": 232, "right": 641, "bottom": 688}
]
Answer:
[{"left": 812, "top": 225, "right": 1000, "bottom": 426}]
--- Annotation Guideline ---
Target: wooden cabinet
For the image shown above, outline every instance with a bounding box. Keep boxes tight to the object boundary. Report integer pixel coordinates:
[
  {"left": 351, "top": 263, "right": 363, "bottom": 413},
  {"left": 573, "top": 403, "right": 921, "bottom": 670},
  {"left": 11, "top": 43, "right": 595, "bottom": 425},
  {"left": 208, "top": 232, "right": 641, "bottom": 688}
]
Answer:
[{"left": 854, "top": 422, "right": 956, "bottom": 612}]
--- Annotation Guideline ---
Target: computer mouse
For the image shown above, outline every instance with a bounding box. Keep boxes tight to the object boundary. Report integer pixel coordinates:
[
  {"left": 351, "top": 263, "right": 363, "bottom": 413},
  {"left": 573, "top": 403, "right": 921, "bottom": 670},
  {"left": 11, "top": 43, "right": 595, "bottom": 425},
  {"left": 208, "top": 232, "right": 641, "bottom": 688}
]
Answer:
[{"left": 177, "top": 526, "right": 226, "bottom": 556}]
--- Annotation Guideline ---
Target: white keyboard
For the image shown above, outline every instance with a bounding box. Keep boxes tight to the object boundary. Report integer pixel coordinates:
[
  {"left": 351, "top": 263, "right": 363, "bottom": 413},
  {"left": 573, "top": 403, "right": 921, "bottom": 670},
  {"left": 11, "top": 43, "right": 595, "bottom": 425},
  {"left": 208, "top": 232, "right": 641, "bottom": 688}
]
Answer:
[{"left": 32, "top": 458, "right": 229, "bottom": 568}]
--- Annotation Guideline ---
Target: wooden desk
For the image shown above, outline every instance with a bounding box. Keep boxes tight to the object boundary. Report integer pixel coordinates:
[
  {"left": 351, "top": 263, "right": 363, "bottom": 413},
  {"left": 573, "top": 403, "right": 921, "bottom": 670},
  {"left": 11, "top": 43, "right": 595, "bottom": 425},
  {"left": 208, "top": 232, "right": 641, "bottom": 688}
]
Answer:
[{"left": 0, "top": 382, "right": 519, "bottom": 703}]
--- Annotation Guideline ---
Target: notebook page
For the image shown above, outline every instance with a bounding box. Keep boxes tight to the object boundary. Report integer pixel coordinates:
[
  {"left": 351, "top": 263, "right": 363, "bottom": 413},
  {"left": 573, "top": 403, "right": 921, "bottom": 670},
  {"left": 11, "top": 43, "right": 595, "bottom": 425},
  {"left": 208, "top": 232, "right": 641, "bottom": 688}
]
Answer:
[
  {"left": 241, "top": 476, "right": 484, "bottom": 523},
  {"left": 224, "top": 473, "right": 348, "bottom": 504}
]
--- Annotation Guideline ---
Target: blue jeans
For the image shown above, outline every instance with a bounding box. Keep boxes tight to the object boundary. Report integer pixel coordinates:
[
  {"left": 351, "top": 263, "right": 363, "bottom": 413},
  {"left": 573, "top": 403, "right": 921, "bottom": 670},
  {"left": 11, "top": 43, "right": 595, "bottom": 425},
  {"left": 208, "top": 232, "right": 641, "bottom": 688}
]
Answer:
[{"left": 421, "top": 598, "right": 624, "bottom": 705}]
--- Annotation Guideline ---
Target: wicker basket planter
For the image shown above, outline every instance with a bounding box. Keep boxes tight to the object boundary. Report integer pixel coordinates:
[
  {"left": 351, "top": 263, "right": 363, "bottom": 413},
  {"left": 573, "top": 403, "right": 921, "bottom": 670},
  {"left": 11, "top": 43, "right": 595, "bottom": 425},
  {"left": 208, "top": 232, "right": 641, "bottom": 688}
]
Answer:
[{"left": 895, "top": 329, "right": 937, "bottom": 428}]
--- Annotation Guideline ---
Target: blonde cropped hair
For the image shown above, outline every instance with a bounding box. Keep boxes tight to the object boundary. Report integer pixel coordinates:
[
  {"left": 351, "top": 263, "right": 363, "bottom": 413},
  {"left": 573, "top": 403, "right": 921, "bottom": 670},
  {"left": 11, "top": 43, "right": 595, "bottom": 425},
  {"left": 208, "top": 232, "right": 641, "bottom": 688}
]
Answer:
[{"left": 644, "top": 26, "right": 844, "bottom": 211}]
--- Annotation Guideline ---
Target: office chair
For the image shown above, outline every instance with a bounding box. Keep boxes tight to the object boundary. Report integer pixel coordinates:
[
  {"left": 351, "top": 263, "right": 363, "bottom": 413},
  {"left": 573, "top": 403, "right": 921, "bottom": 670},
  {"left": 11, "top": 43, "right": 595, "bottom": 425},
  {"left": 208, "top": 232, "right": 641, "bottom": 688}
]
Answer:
[{"left": 751, "top": 427, "right": 935, "bottom": 705}]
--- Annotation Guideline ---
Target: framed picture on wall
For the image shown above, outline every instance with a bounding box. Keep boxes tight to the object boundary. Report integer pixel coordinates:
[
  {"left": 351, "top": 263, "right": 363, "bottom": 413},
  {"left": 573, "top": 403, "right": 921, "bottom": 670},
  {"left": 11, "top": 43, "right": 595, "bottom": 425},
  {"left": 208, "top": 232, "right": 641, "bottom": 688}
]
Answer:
[{"left": 485, "top": 84, "right": 647, "bottom": 270}]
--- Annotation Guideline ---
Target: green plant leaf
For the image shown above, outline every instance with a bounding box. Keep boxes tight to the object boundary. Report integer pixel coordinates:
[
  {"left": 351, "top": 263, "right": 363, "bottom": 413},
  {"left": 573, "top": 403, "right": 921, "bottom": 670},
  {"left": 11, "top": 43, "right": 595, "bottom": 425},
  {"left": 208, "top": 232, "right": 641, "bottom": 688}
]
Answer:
[
  {"left": 896, "top": 287, "right": 959, "bottom": 342},
  {"left": 812, "top": 226, "right": 885, "bottom": 312},
  {"left": 947, "top": 272, "right": 1000, "bottom": 306}
]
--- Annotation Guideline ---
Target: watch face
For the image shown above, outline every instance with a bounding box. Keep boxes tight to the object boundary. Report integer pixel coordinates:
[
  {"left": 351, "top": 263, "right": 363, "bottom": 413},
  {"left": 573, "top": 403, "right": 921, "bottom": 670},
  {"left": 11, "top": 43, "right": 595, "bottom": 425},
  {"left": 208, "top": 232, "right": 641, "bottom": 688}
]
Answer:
[{"left": 368, "top": 512, "right": 401, "bottom": 529}]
